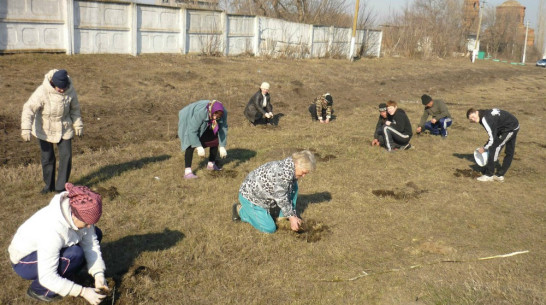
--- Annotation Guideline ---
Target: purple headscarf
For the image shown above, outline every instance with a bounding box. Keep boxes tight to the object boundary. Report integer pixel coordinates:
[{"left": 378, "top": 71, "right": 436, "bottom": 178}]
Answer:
[{"left": 207, "top": 100, "right": 224, "bottom": 134}]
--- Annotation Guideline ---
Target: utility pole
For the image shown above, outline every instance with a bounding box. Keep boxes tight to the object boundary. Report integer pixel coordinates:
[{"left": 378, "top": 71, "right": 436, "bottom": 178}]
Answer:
[
  {"left": 349, "top": 0, "right": 360, "bottom": 60},
  {"left": 522, "top": 20, "right": 529, "bottom": 63},
  {"left": 472, "top": 0, "right": 485, "bottom": 63}
]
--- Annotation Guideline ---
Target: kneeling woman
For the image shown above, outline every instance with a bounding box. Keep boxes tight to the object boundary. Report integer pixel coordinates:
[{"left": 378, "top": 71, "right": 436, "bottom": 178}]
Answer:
[
  {"left": 9, "top": 183, "right": 109, "bottom": 304},
  {"left": 178, "top": 100, "right": 228, "bottom": 179},
  {"left": 233, "top": 150, "right": 316, "bottom": 233}
]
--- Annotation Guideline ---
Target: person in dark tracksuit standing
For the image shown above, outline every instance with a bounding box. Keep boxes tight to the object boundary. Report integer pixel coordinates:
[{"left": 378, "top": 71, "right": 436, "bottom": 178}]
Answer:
[
  {"left": 384, "top": 100, "right": 413, "bottom": 151},
  {"left": 467, "top": 108, "right": 519, "bottom": 182}
]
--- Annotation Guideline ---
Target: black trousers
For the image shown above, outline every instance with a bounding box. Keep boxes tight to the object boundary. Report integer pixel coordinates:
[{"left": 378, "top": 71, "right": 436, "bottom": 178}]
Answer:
[
  {"left": 39, "top": 138, "right": 72, "bottom": 192},
  {"left": 485, "top": 129, "right": 518, "bottom": 177},
  {"left": 184, "top": 128, "right": 218, "bottom": 168}
]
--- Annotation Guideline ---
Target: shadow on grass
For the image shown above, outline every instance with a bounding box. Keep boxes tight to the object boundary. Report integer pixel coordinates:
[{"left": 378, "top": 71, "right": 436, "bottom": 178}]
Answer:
[
  {"left": 198, "top": 148, "right": 256, "bottom": 169},
  {"left": 101, "top": 229, "right": 184, "bottom": 301},
  {"left": 452, "top": 153, "right": 474, "bottom": 162},
  {"left": 74, "top": 155, "right": 171, "bottom": 187},
  {"left": 297, "top": 192, "right": 332, "bottom": 215}
]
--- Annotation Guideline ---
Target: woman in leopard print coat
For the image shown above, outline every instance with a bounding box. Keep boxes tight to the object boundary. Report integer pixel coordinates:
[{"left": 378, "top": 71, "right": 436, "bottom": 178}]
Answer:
[{"left": 235, "top": 150, "right": 316, "bottom": 233}]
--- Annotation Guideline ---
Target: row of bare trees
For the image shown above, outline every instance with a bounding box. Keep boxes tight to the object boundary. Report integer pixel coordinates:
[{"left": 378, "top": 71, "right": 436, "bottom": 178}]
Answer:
[{"left": 219, "top": 0, "right": 376, "bottom": 30}]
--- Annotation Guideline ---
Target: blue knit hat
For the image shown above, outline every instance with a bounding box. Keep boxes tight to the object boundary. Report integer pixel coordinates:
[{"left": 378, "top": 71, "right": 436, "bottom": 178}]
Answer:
[{"left": 51, "top": 70, "right": 69, "bottom": 89}]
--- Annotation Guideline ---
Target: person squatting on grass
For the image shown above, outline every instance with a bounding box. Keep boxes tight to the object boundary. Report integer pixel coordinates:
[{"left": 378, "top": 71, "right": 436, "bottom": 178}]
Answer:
[
  {"left": 21, "top": 69, "right": 83, "bottom": 194},
  {"left": 178, "top": 100, "right": 228, "bottom": 179},
  {"left": 371, "top": 103, "right": 388, "bottom": 147},
  {"left": 416, "top": 94, "right": 452, "bottom": 137},
  {"left": 467, "top": 108, "right": 520, "bottom": 182},
  {"left": 232, "top": 150, "right": 316, "bottom": 233},
  {"left": 383, "top": 101, "right": 413, "bottom": 151},
  {"left": 8, "top": 183, "right": 108, "bottom": 305},
  {"left": 244, "top": 82, "right": 274, "bottom": 125},
  {"left": 309, "top": 93, "right": 334, "bottom": 123}
]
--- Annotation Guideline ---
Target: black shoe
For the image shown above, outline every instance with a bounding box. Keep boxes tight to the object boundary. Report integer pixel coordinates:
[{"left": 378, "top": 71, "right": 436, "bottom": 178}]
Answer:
[
  {"left": 232, "top": 203, "right": 241, "bottom": 222},
  {"left": 27, "top": 287, "right": 62, "bottom": 302}
]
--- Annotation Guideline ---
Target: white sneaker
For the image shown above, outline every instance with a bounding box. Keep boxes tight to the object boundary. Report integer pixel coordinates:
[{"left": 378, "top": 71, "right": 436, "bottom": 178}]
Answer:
[
  {"left": 493, "top": 175, "right": 505, "bottom": 182},
  {"left": 477, "top": 175, "right": 494, "bottom": 182}
]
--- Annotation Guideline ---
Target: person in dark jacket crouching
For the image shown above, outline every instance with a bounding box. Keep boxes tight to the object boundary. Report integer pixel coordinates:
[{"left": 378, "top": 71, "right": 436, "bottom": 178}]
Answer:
[
  {"left": 244, "top": 82, "right": 273, "bottom": 125},
  {"left": 232, "top": 150, "right": 316, "bottom": 233},
  {"left": 383, "top": 100, "right": 413, "bottom": 151},
  {"left": 467, "top": 108, "right": 519, "bottom": 182}
]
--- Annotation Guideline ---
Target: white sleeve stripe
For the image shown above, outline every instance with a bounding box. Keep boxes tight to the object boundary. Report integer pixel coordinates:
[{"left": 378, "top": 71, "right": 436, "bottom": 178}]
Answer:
[{"left": 482, "top": 118, "right": 494, "bottom": 149}]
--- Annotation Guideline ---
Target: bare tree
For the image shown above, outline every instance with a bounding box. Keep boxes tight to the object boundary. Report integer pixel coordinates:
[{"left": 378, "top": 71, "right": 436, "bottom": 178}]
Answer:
[{"left": 382, "top": 0, "right": 465, "bottom": 58}]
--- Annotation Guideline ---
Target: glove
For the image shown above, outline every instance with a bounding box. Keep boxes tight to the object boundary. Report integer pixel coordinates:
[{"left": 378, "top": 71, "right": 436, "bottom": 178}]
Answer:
[
  {"left": 196, "top": 146, "right": 205, "bottom": 157},
  {"left": 21, "top": 130, "right": 31, "bottom": 142},
  {"left": 81, "top": 287, "right": 106, "bottom": 305},
  {"left": 94, "top": 272, "right": 108, "bottom": 291},
  {"left": 75, "top": 127, "right": 83, "bottom": 137},
  {"left": 219, "top": 147, "right": 227, "bottom": 158}
]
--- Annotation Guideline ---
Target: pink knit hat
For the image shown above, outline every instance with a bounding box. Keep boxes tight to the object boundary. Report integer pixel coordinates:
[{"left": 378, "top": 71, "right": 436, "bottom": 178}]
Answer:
[{"left": 66, "top": 183, "right": 102, "bottom": 225}]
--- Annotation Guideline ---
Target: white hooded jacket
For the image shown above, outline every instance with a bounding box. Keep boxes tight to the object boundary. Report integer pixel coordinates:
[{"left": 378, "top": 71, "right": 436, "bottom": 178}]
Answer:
[{"left": 8, "top": 193, "right": 105, "bottom": 297}]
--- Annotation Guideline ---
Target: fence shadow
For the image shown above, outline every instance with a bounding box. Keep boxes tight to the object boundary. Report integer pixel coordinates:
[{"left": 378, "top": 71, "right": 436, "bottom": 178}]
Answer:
[
  {"left": 74, "top": 155, "right": 171, "bottom": 187},
  {"left": 101, "top": 229, "right": 184, "bottom": 298}
]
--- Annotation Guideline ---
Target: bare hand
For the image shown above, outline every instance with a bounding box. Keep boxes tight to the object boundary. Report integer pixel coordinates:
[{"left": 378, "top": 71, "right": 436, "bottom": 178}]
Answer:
[
  {"left": 289, "top": 216, "right": 302, "bottom": 232},
  {"left": 325, "top": 118, "right": 330, "bottom": 124},
  {"left": 416, "top": 126, "right": 422, "bottom": 133},
  {"left": 385, "top": 121, "right": 391, "bottom": 126},
  {"left": 431, "top": 118, "right": 437, "bottom": 124},
  {"left": 478, "top": 147, "right": 485, "bottom": 154}
]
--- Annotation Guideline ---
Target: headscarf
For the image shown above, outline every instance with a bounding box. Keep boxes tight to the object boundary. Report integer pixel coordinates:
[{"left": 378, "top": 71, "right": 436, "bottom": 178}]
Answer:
[
  {"left": 207, "top": 100, "right": 224, "bottom": 135},
  {"left": 65, "top": 183, "right": 102, "bottom": 225}
]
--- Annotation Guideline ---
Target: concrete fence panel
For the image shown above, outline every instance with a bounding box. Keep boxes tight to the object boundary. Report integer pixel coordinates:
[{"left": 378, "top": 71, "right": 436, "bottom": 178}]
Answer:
[
  {"left": 0, "top": 0, "right": 65, "bottom": 52},
  {"left": 74, "top": 1, "right": 131, "bottom": 54},
  {"left": 138, "top": 5, "right": 180, "bottom": 53},
  {"left": 226, "top": 15, "right": 254, "bottom": 56},
  {"left": 0, "top": 0, "right": 381, "bottom": 58}
]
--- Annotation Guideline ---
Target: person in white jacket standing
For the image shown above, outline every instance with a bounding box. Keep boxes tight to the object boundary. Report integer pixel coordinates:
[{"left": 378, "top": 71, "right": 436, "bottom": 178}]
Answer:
[
  {"left": 9, "top": 183, "right": 108, "bottom": 304},
  {"left": 21, "top": 69, "right": 83, "bottom": 194}
]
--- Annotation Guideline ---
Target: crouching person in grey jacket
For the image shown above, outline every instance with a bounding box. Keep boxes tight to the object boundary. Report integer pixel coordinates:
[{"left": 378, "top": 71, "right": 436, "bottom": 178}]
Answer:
[
  {"left": 232, "top": 150, "right": 316, "bottom": 233},
  {"left": 8, "top": 183, "right": 109, "bottom": 305}
]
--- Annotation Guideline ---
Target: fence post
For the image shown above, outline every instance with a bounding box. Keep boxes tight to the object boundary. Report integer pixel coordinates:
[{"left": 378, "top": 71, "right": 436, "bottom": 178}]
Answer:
[
  {"left": 309, "top": 25, "right": 314, "bottom": 58},
  {"left": 180, "top": 8, "right": 186, "bottom": 54},
  {"left": 253, "top": 16, "right": 260, "bottom": 56},
  {"left": 129, "top": 3, "right": 137, "bottom": 56},
  {"left": 222, "top": 11, "right": 228, "bottom": 56},
  {"left": 65, "top": 0, "right": 74, "bottom": 55}
]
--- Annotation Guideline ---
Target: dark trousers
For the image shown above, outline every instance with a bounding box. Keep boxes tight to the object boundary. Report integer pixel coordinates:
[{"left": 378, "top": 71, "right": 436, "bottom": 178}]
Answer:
[
  {"left": 308, "top": 104, "right": 333, "bottom": 120},
  {"left": 39, "top": 138, "right": 72, "bottom": 192},
  {"left": 12, "top": 227, "right": 102, "bottom": 298},
  {"left": 383, "top": 126, "right": 410, "bottom": 151},
  {"left": 184, "top": 128, "right": 218, "bottom": 168},
  {"left": 485, "top": 129, "right": 518, "bottom": 177}
]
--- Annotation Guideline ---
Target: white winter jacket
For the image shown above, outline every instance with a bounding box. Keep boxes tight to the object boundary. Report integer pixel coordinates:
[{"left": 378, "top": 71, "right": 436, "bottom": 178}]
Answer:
[
  {"left": 21, "top": 69, "right": 83, "bottom": 143},
  {"left": 8, "top": 193, "right": 105, "bottom": 297}
]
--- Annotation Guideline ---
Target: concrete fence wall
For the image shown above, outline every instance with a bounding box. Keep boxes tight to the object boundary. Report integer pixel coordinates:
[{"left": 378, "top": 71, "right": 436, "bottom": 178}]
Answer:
[{"left": 0, "top": 0, "right": 382, "bottom": 58}]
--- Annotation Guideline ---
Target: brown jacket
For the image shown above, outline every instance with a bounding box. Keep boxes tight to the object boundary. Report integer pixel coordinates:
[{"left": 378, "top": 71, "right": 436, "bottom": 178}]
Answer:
[{"left": 21, "top": 69, "right": 83, "bottom": 143}]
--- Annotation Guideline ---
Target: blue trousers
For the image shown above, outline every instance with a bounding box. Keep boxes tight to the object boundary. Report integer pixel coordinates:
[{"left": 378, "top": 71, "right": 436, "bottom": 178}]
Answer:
[
  {"left": 424, "top": 117, "right": 452, "bottom": 136},
  {"left": 12, "top": 227, "right": 102, "bottom": 298},
  {"left": 238, "top": 183, "right": 298, "bottom": 234}
]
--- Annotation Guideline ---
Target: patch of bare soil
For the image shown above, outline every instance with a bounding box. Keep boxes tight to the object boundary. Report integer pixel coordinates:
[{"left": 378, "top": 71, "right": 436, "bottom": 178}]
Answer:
[
  {"left": 276, "top": 218, "right": 331, "bottom": 242},
  {"left": 453, "top": 168, "right": 482, "bottom": 178},
  {"left": 372, "top": 181, "right": 428, "bottom": 200}
]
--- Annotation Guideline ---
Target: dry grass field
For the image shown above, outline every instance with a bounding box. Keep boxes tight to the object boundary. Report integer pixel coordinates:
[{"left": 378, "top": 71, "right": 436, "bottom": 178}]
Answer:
[{"left": 0, "top": 54, "right": 545, "bottom": 305}]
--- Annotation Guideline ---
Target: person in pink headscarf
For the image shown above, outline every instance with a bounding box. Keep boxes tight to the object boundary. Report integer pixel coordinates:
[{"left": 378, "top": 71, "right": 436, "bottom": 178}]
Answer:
[
  {"left": 8, "top": 183, "right": 109, "bottom": 304},
  {"left": 177, "top": 100, "right": 228, "bottom": 179}
]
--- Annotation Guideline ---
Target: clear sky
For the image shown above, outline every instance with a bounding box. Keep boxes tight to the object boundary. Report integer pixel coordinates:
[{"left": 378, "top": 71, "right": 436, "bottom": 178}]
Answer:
[{"left": 354, "top": 0, "right": 538, "bottom": 28}]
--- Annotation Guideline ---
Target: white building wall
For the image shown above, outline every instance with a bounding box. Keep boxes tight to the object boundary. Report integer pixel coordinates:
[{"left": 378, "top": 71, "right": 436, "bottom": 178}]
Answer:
[{"left": 0, "top": 0, "right": 381, "bottom": 58}]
